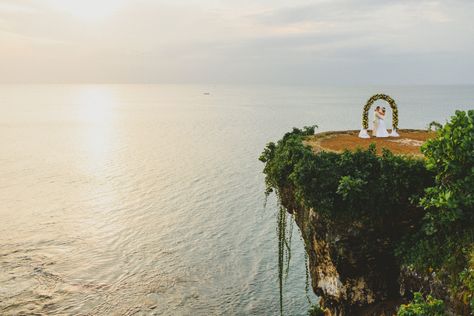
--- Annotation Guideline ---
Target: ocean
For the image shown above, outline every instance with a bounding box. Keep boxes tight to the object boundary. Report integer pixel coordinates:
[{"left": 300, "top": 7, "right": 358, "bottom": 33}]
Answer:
[{"left": 0, "top": 84, "right": 472, "bottom": 315}]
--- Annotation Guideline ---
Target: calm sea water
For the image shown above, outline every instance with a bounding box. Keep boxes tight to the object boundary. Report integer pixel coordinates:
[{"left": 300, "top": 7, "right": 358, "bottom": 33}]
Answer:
[{"left": 0, "top": 84, "right": 473, "bottom": 315}]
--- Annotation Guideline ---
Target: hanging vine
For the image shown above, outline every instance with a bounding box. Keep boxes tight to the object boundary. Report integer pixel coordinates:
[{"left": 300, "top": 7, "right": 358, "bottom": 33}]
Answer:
[
  {"left": 259, "top": 125, "right": 318, "bottom": 315},
  {"left": 304, "top": 247, "right": 312, "bottom": 304},
  {"left": 277, "top": 205, "right": 286, "bottom": 314},
  {"left": 277, "top": 205, "right": 293, "bottom": 315}
]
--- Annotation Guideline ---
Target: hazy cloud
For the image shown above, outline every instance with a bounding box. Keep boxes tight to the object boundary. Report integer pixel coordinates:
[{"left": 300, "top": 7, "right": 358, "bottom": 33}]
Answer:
[{"left": 1, "top": 0, "right": 473, "bottom": 84}]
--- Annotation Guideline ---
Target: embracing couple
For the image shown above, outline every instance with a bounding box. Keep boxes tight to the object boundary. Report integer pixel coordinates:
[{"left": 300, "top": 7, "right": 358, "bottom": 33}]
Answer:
[{"left": 372, "top": 106, "right": 389, "bottom": 137}]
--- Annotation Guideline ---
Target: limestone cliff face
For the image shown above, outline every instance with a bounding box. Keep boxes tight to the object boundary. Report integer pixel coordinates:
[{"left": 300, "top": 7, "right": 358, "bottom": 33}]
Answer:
[
  {"left": 280, "top": 187, "right": 472, "bottom": 316},
  {"left": 280, "top": 188, "right": 420, "bottom": 316}
]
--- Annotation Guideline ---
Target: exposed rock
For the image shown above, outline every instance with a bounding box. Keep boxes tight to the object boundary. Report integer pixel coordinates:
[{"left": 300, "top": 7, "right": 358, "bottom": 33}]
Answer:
[
  {"left": 281, "top": 190, "right": 414, "bottom": 315},
  {"left": 281, "top": 187, "right": 471, "bottom": 315}
]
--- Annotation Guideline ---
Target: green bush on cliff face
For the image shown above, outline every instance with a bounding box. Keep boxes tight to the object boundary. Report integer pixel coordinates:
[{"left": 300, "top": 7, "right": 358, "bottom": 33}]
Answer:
[
  {"left": 459, "top": 252, "right": 474, "bottom": 310},
  {"left": 260, "top": 125, "right": 317, "bottom": 196},
  {"left": 397, "top": 110, "right": 474, "bottom": 304},
  {"left": 307, "top": 304, "right": 325, "bottom": 316},
  {"left": 397, "top": 292, "right": 445, "bottom": 316},
  {"left": 421, "top": 110, "right": 474, "bottom": 234}
]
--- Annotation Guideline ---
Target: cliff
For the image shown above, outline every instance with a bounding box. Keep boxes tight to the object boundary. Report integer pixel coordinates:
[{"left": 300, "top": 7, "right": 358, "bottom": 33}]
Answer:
[
  {"left": 260, "top": 112, "right": 474, "bottom": 316},
  {"left": 281, "top": 186, "right": 421, "bottom": 315}
]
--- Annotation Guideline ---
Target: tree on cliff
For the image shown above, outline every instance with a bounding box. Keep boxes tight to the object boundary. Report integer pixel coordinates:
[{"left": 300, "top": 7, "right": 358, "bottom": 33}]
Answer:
[{"left": 401, "top": 110, "right": 474, "bottom": 311}]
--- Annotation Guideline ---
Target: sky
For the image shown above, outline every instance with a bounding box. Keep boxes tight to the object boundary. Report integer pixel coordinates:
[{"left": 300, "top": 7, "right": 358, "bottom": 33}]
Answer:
[{"left": 1, "top": 0, "right": 474, "bottom": 84}]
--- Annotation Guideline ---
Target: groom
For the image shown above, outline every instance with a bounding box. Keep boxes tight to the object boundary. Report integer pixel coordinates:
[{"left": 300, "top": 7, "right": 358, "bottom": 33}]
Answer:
[{"left": 372, "top": 106, "right": 380, "bottom": 136}]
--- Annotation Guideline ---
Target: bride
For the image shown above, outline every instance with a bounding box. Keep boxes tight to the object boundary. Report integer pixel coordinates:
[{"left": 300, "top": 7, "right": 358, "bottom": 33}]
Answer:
[{"left": 375, "top": 107, "right": 389, "bottom": 137}]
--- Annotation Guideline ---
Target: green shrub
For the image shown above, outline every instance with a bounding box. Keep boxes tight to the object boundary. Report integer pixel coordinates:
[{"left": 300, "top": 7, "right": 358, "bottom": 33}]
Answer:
[
  {"left": 307, "top": 304, "right": 325, "bottom": 316},
  {"left": 421, "top": 110, "right": 474, "bottom": 232},
  {"left": 427, "top": 121, "right": 442, "bottom": 131},
  {"left": 397, "top": 110, "right": 474, "bottom": 295},
  {"left": 259, "top": 125, "right": 317, "bottom": 195},
  {"left": 459, "top": 248, "right": 474, "bottom": 310},
  {"left": 397, "top": 292, "right": 445, "bottom": 316}
]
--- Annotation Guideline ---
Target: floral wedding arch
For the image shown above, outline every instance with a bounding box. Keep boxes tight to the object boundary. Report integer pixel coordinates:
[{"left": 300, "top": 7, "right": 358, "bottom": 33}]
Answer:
[{"left": 358, "top": 94, "right": 400, "bottom": 138}]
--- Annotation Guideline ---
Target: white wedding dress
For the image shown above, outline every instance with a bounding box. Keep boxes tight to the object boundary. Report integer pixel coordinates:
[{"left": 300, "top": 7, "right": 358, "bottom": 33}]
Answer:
[{"left": 375, "top": 113, "right": 389, "bottom": 137}]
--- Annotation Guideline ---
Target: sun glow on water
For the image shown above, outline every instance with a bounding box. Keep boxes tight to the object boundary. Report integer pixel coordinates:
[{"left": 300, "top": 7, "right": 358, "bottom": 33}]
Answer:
[
  {"left": 76, "top": 86, "right": 118, "bottom": 173},
  {"left": 78, "top": 86, "right": 116, "bottom": 124}
]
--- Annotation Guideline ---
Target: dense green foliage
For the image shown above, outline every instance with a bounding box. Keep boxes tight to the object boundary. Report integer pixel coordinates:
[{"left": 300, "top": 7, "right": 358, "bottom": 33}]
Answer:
[
  {"left": 260, "top": 110, "right": 474, "bottom": 313},
  {"left": 397, "top": 292, "right": 445, "bottom": 316},
  {"left": 421, "top": 110, "right": 474, "bottom": 232},
  {"left": 307, "top": 304, "right": 325, "bottom": 316},
  {"left": 459, "top": 251, "right": 474, "bottom": 310},
  {"left": 260, "top": 127, "right": 433, "bottom": 223},
  {"left": 397, "top": 110, "right": 474, "bottom": 307}
]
